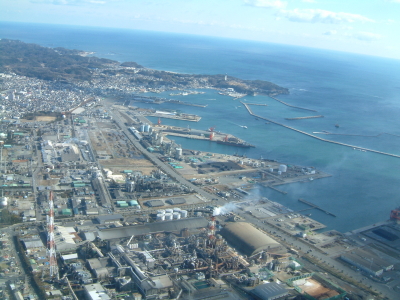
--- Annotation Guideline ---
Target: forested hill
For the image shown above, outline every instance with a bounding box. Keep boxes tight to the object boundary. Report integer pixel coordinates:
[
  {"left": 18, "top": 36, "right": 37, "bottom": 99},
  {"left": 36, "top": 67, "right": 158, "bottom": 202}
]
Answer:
[
  {"left": 0, "top": 39, "right": 288, "bottom": 96},
  {"left": 0, "top": 39, "right": 141, "bottom": 81}
]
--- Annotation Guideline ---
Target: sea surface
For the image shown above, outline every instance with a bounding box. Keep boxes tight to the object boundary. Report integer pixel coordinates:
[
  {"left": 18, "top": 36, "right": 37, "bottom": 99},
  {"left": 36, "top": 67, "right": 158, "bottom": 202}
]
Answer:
[{"left": 2, "top": 21, "right": 400, "bottom": 232}]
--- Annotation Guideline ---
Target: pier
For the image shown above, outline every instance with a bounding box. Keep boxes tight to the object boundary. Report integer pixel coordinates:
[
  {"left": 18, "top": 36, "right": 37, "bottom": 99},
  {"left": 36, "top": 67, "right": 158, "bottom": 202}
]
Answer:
[
  {"left": 298, "top": 198, "right": 337, "bottom": 217},
  {"left": 285, "top": 115, "right": 324, "bottom": 120},
  {"left": 269, "top": 96, "right": 317, "bottom": 112},
  {"left": 241, "top": 101, "right": 400, "bottom": 159},
  {"left": 267, "top": 185, "right": 288, "bottom": 194}
]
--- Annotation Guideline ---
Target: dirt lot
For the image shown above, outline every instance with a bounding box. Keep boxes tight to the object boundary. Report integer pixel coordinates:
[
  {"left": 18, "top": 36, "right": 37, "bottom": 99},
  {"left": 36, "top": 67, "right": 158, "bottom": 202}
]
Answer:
[
  {"left": 100, "top": 158, "right": 155, "bottom": 175},
  {"left": 36, "top": 116, "right": 56, "bottom": 121}
]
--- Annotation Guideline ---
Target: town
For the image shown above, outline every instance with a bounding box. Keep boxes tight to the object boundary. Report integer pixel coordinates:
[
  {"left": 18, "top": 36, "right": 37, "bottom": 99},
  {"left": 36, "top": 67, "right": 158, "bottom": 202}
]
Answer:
[{"left": 0, "top": 42, "right": 400, "bottom": 300}]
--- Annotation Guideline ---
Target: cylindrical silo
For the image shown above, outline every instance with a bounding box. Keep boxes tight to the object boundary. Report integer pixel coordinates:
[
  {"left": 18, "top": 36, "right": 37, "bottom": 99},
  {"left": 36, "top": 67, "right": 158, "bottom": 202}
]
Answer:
[
  {"left": 156, "top": 214, "right": 165, "bottom": 221},
  {"left": 180, "top": 210, "right": 188, "bottom": 218},
  {"left": 279, "top": 164, "right": 287, "bottom": 173},
  {"left": 173, "top": 212, "right": 181, "bottom": 219},
  {"left": 165, "top": 213, "right": 173, "bottom": 221}
]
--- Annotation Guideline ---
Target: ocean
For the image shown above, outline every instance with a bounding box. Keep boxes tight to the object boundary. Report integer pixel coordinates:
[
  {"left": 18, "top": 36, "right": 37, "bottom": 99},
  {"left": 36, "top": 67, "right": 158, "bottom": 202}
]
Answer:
[{"left": 2, "top": 21, "right": 400, "bottom": 232}]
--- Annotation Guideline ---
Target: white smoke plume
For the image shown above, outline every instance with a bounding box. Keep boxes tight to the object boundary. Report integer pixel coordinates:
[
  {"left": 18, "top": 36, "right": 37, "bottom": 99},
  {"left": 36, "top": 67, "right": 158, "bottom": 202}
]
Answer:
[{"left": 213, "top": 186, "right": 262, "bottom": 216}]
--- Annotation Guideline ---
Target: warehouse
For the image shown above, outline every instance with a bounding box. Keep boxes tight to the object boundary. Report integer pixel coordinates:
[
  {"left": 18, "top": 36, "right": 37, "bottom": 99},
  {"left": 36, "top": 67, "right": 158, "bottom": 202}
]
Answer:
[{"left": 220, "top": 222, "right": 284, "bottom": 257}]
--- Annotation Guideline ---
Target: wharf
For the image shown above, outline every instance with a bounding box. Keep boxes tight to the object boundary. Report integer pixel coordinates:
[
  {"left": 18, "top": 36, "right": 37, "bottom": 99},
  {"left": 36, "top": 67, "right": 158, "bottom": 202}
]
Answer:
[
  {"left": 241, "top": 101, "right": 400, "bottom": 159},
  {"left": 285, "top": 115, "right": 324, "bottom": 120},
  {"left": 146, "top": 112, "right": 201, "bottom": 122},
  {"left": 298, "top": 198, "right": 337, "bottom": 217},
  {"left": 166, "top": 99, "right": 208, "bottom": 108}
]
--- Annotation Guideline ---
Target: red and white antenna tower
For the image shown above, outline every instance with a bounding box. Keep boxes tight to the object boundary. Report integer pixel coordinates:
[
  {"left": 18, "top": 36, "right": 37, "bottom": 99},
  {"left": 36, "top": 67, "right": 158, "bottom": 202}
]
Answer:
[
  {"left": 47, "top": 191, "right": 59, "bottom": 279},
  {"left": 208, "top": 216, "right": 216, "bottom": 239}
]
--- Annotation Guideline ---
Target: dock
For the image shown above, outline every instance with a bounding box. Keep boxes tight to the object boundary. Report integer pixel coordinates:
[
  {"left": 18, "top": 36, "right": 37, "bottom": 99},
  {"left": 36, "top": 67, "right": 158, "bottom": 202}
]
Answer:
[
  {"left": 285, "top": 115, "right": 324, "bottom": 120},
  {"left": 240, "top": 101, "right": 400, "bottom": 159},
  {"left": 298, "top": 198, "right": 337, "bottom": 217}
]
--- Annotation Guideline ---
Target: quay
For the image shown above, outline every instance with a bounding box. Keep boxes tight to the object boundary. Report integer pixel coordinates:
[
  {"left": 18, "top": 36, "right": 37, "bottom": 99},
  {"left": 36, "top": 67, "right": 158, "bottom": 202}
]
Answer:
[
  {"left": 166, "top": 99, "right": 208, "bottom": 107},
  {"left": 269, "top": 96, "right": 317, "bottom": 112},
  {"left": 146, "top": 112, "right": 201, "bottom": 122},
  {"left": 285, "top": 115, "right": 324, "bottom": 120},
  {"left": 298, "top": 198, "right": 337, "bottom": 217},
  {"left": 241, "top": 101, "right": 400, "bottom": 159}
]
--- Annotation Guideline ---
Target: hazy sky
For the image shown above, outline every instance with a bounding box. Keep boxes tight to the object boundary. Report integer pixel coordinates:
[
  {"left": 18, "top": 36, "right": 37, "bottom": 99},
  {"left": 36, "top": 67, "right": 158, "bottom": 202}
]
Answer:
[{"left": 2, "top": 0, "right": 400, "bottom": 59}]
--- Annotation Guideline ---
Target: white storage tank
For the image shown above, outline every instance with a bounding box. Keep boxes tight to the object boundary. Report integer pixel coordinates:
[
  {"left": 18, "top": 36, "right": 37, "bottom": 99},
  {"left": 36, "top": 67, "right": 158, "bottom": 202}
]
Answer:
[
  {"left": 269, "top": 168, "right": 274, "bottom": 173},
  {"left": 279, "top": 164, "right": 287, "bottom": 173},
  {"left": 165, "top": 213, "right": 173, "bottom": 221},
  {"left": 180, "top": 210, "right": 188, "bottom": 218},
  {"left": 156, "top": 214, "right": 165, "bottom": 221},
  {"left": 157, "top": 209, "right": 166, "bottom": 215},
  {"left": 278, "top": 170, "right": 282, "bottom": 175},
  {"left": 173, "top": 207, "right": 181, "bottom": 212},
  {"left": 173, "top": 212, "right": 181, "bottom": 220},
  {"left": 140, "top": 124, "right": 145, "bottom": 132},
  {"left": 0, "top": 197, "right": 7, "bottom": 207},
  {"left": 144, "top": 124, "right": 151, "bottom": 132},
  {"left": 175, "top": 148, "right": 182, "bottom": 158},
  {"left": 165, "top": 209, "right": 173, "bottom": 214}
]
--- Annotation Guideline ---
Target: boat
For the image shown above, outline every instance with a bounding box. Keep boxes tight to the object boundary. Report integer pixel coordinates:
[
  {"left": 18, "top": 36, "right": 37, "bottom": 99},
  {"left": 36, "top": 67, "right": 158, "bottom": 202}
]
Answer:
[
  {"left": 216, "top": 140, "right": 255, "bottom": 148},
  {"left": 240, "top": 125, "right": 248, "bottom": 129},
  {"left": 335, "top": 124, "right": 339, "bottom": 128}
]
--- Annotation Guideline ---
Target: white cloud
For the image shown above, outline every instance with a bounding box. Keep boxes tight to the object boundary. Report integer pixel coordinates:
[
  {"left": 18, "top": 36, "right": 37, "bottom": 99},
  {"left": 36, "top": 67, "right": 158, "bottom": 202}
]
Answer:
[
  {"left": 244, "top": 0, "right": 287, "bottom": 9},
  {"left": 323, "top": 30, "right": 337, "bottom": 35},
  {"left": 302, "top": 0, "right": 316, "bottom": 3},
  {"left": 353, "top": 31, "right": 382, "bottom": 41},
  {"left": 31, "top": 0, "right": 108, "bottom": 4},
  {"left": 278, "top": 9, "right": 374, "bottom": 24}
]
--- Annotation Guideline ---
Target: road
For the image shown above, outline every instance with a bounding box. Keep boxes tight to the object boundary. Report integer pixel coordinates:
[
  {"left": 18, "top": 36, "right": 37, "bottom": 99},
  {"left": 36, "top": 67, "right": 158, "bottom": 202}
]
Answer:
[{"left": 109, "top": 109, "right": 222, "bottom": 204}]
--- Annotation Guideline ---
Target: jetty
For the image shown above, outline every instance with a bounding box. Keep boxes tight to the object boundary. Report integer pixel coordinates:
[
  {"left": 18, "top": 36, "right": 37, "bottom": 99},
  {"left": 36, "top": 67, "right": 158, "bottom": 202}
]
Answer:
[
  {"left": 269, "top": 96, "right": 317, "bottom": 112},
  {"left": 298, "top": 198, "right": 337, "bottom": 217},
  {"left": 241, "top": 101, "right": 400, "bottom": 159},
  {"left": 267, "top": 185, "right": 288, "bottom": 194},
  {"left": 246, "top": 103, "right": 268, "bottom": 106},
  {"left": 285, "top": 115, "right": 324, "bottom": 120}
]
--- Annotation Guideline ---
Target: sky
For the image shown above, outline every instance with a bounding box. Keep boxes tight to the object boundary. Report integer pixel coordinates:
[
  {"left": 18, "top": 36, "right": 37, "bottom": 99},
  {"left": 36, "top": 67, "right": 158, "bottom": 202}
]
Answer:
[{"left": 1, "top": 0, "right": 400, "bottom": 59}]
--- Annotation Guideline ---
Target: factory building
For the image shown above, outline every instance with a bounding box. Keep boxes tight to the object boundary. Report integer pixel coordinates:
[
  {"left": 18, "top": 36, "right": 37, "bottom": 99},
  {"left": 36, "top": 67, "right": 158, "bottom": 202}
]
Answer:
[
  {"left": 250, "top": 282, "right": 289, "bottom": 300},
  {"left": 83, "top": 283, "right": 111, "bottom": 300},
  {"left": 83, "top": 217, "right": 209, "bottom": 241},
  {"left": 340, "top": 248, "right": 393, "bottom": 277},
  {"left": 220, "top": 222, "right": 284, "bottom": 257}
]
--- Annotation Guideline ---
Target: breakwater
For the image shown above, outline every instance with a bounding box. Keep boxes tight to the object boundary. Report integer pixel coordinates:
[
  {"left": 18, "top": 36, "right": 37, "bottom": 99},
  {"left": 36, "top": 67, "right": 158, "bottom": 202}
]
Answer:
[
  {"left": 268, "top": 96, "right": 317, "bottom": 112},
  {"left": 241, "top": 101, "right": 400, "bottom": 159},
  {"left": 285, "top": 115, "right": 324, "bottom": 120}
]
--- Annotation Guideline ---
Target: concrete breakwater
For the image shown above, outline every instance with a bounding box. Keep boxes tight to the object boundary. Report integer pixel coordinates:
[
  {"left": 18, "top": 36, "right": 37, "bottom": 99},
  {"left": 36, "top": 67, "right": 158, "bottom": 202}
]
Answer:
[
  {"left": 269, "top": 96, "right": 317, "bottom": 112},
  {"left": 241, "top": 102, "right": 400, "bottom": 159}
]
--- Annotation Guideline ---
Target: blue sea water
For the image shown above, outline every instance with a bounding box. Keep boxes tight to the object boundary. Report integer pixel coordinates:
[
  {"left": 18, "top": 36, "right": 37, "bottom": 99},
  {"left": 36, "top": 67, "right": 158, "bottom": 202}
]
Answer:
[{"left": 2, "top": 21, "right": 400, "bottom": 232}]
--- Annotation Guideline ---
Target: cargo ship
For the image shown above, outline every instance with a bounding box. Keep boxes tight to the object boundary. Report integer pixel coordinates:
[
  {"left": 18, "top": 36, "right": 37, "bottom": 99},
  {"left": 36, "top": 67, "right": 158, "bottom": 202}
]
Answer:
[
  {"left": 216, "top": 140, "right": 255, "bottom": 148},
  {"left": 216, "top": 135, "right": 255, "bottom": 148}
]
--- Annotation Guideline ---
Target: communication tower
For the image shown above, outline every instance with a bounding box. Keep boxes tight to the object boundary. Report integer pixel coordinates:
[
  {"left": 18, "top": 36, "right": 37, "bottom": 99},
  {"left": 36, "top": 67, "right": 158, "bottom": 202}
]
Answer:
[{"left": 47, "top": 191, "right": 59, "bottom": 279}]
